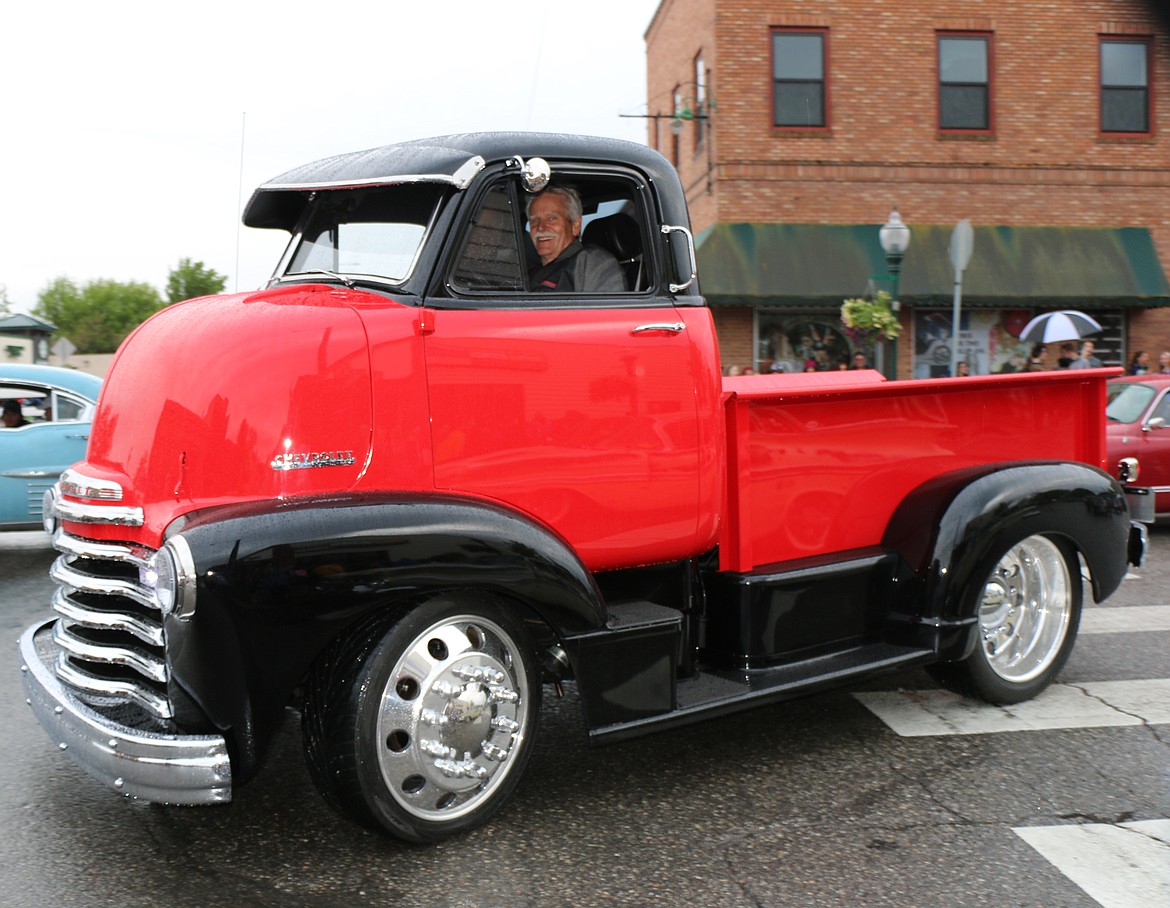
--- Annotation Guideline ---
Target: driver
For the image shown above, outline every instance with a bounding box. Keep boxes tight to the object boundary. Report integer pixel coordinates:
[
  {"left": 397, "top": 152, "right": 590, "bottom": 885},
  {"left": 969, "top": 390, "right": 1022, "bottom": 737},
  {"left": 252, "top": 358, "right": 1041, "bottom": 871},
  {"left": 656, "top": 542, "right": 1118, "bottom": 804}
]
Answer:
[{"left": 526, "top": 185, "right": 626, "bottom": 293}]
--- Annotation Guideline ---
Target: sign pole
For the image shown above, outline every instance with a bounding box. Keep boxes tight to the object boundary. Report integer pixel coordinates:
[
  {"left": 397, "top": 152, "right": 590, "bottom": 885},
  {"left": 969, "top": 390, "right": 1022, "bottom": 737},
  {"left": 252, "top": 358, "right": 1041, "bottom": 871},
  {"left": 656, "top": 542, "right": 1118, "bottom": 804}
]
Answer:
[{"left": 949, "top": 220, "right": 974, "bottom": 376}]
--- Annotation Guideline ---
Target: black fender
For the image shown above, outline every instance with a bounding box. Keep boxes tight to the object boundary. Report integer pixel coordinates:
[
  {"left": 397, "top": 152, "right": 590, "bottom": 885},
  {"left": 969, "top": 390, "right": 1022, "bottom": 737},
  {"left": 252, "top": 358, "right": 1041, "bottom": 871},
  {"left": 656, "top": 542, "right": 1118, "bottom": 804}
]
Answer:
[
  {"left": 882, "top": 461, "right": 1130, "bottom": 655},
  {"left": 161, "top": 491, "right": 605, "bottom": 779}
]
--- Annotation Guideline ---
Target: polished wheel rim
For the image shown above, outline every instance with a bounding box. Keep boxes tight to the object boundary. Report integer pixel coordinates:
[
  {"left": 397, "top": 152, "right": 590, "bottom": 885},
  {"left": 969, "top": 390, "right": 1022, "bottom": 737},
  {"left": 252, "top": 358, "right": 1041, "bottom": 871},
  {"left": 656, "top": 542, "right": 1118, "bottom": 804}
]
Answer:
[
  {"left": 375, "top": 614, "right": 529, "bottom": 821},
  {"left": 978, "top": 536, "right": 1072, "bottom": 684}
]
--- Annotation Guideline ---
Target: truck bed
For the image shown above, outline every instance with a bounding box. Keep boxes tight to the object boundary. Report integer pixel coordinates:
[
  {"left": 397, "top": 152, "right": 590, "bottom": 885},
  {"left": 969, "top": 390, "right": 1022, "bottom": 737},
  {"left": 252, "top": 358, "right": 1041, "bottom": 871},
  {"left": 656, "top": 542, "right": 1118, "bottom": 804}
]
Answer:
[{"left": 719, "top": 368, "right": 1114, "bottom": 571}]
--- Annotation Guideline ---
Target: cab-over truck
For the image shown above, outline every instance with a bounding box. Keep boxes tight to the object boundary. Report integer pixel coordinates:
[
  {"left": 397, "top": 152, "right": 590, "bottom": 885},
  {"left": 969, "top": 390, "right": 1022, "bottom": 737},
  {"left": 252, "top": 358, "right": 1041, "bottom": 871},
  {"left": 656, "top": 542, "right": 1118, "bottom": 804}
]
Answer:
[{"left": 20, "top": 133, "right": 1145, "bottom": 842}]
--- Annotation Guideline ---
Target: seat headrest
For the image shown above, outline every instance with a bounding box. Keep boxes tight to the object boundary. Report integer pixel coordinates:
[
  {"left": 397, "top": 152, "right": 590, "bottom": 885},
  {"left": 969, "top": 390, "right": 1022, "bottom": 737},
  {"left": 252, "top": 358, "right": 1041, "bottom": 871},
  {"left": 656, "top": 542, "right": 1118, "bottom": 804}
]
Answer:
[{"left": 582, "top": 213, "right": 641, "bottom": 261}]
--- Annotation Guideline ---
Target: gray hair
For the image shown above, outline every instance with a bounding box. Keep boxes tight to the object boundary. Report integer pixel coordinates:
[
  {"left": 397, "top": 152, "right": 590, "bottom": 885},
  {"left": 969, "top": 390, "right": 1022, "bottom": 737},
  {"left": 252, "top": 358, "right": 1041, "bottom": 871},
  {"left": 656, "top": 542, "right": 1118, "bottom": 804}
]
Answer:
[{"left": 525, "top": 184, "right": 582, "bottom": 222}]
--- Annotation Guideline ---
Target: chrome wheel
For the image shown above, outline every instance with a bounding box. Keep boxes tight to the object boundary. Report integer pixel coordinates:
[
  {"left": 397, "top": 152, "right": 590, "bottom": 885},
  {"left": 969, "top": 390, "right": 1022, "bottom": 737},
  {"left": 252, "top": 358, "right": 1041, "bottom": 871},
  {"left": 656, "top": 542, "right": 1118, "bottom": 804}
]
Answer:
[
  {"left": 303, "top": 593, "right": 541, "bottom": 841},
  {"left": 375, "top": 613, "right": 532, "bottom": 823},
  {"left": 928, "top": 532, "right": 1081, "bottom": 704},
  {"left": 977, "top": 535, "right": 1072, "bottom": 684}
]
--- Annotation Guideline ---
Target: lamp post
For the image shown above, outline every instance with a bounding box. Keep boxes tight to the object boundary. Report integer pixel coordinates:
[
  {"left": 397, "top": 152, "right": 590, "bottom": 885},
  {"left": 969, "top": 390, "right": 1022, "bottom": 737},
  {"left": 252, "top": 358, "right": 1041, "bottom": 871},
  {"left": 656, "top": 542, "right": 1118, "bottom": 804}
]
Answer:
[{"left": 879, "top": 209, "right": 911, "bottom": 378}]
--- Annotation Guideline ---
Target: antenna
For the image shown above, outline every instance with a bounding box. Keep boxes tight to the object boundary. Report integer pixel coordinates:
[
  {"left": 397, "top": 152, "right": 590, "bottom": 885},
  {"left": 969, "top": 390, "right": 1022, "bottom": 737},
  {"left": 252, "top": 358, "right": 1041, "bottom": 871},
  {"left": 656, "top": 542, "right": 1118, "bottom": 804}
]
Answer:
[{"left": 235, "top": 112, "right": 247, "bottom": 293}]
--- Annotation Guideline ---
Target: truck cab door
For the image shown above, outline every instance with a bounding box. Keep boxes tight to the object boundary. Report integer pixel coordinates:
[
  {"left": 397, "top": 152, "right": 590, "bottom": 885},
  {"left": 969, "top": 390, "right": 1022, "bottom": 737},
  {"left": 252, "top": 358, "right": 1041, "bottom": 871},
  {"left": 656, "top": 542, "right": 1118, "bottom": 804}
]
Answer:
[{"left": 422, "top": 173, "right": 713, "bottom": 571}]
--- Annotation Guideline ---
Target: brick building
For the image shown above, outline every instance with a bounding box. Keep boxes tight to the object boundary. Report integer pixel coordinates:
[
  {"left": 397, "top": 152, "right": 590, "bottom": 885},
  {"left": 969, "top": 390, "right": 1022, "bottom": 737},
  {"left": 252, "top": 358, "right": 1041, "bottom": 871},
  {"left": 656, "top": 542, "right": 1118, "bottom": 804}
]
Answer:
[{"left": 645, "top": 0, "right": 1170, "bottom": 377}]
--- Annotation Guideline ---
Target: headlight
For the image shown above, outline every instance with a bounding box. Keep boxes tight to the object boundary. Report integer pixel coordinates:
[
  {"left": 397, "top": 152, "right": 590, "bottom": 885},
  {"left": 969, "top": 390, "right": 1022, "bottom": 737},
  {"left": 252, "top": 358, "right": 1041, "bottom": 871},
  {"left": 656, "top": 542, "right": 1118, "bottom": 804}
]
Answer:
[
  {"left": 1118, "top": 456, "right": 1140, "bottom": 484},
  {"left": 143, "top": 535, "right": 198, "bottom": 620}
]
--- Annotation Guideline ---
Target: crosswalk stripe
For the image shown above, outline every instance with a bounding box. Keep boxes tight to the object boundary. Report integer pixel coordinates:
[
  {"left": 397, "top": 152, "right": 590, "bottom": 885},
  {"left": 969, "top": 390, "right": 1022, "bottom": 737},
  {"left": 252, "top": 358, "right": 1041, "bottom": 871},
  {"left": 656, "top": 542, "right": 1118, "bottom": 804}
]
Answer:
[
  {"left": 853, "top": 679, "right": 1170, "bottom": 736},
  {"left": 1081, "top": 605, "right": 1170, "bottom": 634},
  {"left": 1013, "top": 821, "right": 1170, "bottom": 908}
]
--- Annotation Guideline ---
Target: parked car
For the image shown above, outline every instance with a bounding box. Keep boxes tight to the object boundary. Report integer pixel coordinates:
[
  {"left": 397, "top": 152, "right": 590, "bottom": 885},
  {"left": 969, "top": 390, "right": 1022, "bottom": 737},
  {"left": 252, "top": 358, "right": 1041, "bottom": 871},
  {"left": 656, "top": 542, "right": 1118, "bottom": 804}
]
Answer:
[
  {"left": 1106, "top": 373, "right": 1170, "bottom": 520},
  {"left": 0, "top": 364, "right": 101, "bottom": 530}
]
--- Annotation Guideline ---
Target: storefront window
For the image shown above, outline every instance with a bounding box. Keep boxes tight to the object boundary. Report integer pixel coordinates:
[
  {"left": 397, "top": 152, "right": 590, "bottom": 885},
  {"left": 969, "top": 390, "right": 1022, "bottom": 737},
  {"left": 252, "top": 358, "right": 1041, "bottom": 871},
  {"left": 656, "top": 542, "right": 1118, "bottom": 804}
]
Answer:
[
  {"left": 912, "top": 309, "right": 1123, "bottom": 377},
  {"left": 756, "top": 312, "right": 853, "bottom": 373}
]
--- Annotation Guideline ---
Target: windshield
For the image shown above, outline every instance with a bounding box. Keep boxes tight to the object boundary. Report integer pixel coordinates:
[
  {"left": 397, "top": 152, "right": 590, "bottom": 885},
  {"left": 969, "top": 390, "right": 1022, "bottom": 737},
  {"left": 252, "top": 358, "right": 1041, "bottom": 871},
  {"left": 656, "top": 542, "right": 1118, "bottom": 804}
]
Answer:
[
  {"left": 280, "top": 185, "right": 446, "bottom": 285},
  {"left": 1106, "top": 382, "right": 1156, "bottom": 423}
]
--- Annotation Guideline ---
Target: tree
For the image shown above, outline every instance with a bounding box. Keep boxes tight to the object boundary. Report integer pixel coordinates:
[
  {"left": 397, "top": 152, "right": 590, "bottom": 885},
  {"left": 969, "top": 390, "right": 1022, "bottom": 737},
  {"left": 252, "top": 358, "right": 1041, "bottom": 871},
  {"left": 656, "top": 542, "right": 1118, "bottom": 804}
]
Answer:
[
  {"left": 34, "top": 276, "right": 165, "bottom": 353},
  {"left": 0, "top": 285, "right": 11, "bottom": 317},
  {"left": 166, "top": 258, "right": 228, "bottom": 304}
]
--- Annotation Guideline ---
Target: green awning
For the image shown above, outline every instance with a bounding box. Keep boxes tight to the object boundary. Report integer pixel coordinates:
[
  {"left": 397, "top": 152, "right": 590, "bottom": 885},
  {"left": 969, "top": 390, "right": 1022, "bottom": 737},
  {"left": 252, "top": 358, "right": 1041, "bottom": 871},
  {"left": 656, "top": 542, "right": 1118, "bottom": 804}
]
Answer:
[{"left": 695, "top": 223, "right": 1170, "bottom": 309}]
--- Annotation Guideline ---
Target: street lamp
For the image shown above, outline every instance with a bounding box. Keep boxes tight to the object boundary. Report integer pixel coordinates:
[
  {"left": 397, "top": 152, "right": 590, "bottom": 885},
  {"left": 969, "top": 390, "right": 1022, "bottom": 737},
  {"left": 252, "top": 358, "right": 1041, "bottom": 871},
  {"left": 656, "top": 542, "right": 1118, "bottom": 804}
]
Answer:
[{"left": 879, "top": 209, "right": 911, "bottom": 378}]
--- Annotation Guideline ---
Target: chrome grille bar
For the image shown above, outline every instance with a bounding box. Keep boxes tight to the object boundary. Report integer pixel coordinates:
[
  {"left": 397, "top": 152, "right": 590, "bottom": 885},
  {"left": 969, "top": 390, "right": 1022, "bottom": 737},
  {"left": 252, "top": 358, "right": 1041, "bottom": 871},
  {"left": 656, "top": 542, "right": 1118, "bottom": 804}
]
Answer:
[
  {"left": 50, "top": 557, "right": 157, "bottom": 610},
  {"left": 54, "top": 654, "right": 173, "bottom": 719},
  {"left": 52, "top": 623, "right": 167, "bottom": 684},
  {"left": 51, "top": 588, "right": 164, "bottom": 647}
]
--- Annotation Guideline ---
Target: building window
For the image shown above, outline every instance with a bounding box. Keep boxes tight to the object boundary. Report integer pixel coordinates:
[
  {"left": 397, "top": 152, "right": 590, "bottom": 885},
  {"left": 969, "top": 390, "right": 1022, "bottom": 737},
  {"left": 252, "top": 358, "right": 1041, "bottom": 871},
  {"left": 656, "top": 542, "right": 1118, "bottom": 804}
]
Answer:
[
  {"left": 1100, "top": 38, "right": 1150, "bottom": 133},
  {"left": 772, "top": 29, "right": 827, "bottom": 128},
  {"left": 938, "top": 33, "right": 991, "bottom": 131}
]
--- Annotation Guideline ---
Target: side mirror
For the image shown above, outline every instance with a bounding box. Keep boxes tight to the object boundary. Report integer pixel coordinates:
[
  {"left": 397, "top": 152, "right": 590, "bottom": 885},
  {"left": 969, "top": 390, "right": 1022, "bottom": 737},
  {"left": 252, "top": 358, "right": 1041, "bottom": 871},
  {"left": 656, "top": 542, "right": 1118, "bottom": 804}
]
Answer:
[
  {"left": 510, "top": 156, "right": 551, "bottom": 193},
  {"left": 1143, "top": 416, "right": 1166, "bottom": 432}
]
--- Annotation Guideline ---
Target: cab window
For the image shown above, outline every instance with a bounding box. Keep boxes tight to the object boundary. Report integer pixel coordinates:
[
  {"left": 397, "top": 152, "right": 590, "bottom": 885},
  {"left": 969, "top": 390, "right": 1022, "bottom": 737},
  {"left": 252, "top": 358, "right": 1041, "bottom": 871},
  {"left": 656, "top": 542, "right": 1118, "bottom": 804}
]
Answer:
[{"left": 448, "top": 174, "right": 648, "bottom": 296}]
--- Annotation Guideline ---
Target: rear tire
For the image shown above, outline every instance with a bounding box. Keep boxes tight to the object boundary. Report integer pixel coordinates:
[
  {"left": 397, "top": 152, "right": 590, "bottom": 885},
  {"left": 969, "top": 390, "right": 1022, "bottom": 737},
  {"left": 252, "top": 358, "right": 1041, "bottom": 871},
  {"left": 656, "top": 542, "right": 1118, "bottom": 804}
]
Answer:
[
  {"left": 928, "top": 534, "right": 1081, "bottom": 704},
  {"left": 303, "top": 592, "right": 541, "bottom": 841}
]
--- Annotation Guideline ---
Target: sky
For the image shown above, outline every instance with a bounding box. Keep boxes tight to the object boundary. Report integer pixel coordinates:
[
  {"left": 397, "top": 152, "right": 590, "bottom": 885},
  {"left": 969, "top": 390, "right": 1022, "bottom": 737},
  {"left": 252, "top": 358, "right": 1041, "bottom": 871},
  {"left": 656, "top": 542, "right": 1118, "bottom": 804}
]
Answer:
[{"left": 0, "top": 0, "right": 664, "bottom": 313}]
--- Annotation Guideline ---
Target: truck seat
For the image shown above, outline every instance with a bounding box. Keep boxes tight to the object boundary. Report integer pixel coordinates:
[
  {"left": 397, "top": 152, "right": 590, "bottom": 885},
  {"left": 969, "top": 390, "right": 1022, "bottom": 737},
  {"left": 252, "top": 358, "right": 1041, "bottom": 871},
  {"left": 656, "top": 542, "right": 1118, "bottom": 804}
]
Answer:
[{"left": 582, "top": 213, "right": 643, "bottom": 291}]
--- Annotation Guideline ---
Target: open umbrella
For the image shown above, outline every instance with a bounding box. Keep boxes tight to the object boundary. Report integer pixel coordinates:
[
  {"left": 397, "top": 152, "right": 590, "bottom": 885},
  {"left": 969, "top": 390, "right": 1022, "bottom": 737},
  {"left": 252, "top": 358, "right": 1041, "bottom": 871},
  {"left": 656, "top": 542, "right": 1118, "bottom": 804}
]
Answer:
[{"left": 1017, "top": 310, "right": 1103, "bottom": 344}]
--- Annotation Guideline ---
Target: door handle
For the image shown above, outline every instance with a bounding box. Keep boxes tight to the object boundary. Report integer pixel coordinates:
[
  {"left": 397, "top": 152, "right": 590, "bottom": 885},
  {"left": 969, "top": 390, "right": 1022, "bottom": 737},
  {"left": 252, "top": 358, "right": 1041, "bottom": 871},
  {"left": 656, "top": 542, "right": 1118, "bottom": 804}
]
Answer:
[{"left": 632, "top": 322, "right": 686, "bottom": 335}]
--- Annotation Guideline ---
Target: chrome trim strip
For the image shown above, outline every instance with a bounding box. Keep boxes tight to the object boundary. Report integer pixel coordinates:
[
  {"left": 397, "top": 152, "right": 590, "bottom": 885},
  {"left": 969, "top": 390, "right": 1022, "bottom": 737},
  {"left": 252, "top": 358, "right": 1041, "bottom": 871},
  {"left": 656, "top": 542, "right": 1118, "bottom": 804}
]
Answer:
[
  {"left": 50, "top": 558, "right": 158, "bottom": 611},
  {"left": 52, "top": 588, "right": 164, "bottom": 648},
  {"left": 55, "top": 498, "right": 144, "bottom": 526},
  {"left": 52, "top": 623, "right": 167, "bottom": 684},
  {"left": 60, "top": 467, "right": 124, "bottom": 501},
  {"left": 2, "top": 468, "right": 62, "bottom": 479},
  {"left": 260, "top": 156, "right": 486, "bottom": 192},
  {"left": 20, "top": 621, "right": 231, "bottom": 805}
]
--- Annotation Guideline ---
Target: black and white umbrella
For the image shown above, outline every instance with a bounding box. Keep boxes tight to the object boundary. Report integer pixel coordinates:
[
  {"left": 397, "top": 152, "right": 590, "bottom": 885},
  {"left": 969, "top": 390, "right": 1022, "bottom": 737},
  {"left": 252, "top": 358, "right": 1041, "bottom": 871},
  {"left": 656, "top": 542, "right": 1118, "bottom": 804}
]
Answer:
[{"left": 1017, "top": 310, "right": 1103, "bottom": 345}]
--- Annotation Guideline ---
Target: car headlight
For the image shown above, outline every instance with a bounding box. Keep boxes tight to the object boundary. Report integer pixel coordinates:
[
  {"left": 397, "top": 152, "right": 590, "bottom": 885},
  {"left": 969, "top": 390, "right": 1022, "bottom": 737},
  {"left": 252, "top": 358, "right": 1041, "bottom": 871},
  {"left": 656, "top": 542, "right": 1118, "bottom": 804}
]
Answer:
[{"left": 143, "top": 535, "right": 198, "bottom": 620}]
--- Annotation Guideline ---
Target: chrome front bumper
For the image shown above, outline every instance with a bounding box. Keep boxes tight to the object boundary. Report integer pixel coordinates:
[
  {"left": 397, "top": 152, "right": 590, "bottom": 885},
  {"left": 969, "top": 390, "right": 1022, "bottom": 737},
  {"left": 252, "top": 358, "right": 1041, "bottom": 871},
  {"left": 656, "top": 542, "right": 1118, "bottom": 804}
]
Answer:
[{"left": 19, "top": 619, "right": 232, "bottom": 805}]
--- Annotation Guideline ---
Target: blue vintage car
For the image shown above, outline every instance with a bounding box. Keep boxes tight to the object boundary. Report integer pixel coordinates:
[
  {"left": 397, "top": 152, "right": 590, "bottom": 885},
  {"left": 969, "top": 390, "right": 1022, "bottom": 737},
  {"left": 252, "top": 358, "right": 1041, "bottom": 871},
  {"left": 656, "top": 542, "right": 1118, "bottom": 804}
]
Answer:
[{"left": 0, "top": 364, "right": 101, "bottom": 530}]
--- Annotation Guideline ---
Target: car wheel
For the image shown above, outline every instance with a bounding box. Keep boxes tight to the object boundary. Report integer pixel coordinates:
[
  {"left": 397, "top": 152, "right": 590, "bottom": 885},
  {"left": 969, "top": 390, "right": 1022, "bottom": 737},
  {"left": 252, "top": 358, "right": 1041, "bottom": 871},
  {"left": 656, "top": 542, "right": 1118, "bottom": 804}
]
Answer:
[
  {"left": 928, "top": 534, "right": 1081, "bottom": 704},
  {"left": 303, "top": 591, "right": 541, "bottom": 841}
]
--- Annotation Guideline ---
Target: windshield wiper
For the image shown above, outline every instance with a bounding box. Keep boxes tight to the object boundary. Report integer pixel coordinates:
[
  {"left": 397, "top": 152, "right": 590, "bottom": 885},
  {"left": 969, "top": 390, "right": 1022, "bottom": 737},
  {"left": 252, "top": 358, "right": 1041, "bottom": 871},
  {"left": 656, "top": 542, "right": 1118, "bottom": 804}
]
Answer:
[{"left": 282, "top": 269, "right": 356, "bottom": 288}]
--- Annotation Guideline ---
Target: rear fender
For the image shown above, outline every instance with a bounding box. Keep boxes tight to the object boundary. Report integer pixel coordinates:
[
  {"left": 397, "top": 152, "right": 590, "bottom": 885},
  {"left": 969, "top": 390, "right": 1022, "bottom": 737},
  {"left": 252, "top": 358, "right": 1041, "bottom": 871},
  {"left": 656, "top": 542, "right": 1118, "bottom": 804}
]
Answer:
[{"left": 882, "top": 462, "right": 1130, "bottom": 653}]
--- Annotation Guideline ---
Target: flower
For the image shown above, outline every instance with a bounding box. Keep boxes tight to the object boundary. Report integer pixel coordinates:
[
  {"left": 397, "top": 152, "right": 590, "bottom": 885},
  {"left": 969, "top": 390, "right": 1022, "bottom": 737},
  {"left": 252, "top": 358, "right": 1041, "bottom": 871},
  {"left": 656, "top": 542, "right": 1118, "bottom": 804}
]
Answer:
[{"left": 840, "top": 291, "right": 902, "bottom": 343}]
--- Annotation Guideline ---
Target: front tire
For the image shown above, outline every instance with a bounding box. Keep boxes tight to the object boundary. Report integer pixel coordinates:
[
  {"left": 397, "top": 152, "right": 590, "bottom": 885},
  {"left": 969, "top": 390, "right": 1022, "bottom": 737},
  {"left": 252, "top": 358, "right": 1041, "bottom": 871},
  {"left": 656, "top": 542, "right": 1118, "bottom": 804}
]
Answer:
[
  {"left": 928, "top": 534, "right": 1081, "bottom": 704},
  {"left": 303, "top": 592, "right": 541, "bottom": 841}
]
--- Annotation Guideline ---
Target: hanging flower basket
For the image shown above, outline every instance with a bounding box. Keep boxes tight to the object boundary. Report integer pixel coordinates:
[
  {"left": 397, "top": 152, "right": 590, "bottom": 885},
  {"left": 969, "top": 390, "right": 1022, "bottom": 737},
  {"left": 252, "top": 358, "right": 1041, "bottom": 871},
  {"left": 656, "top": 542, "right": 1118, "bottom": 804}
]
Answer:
[{"left": 840, "top": 291, "right": 902, "bottom": 347}]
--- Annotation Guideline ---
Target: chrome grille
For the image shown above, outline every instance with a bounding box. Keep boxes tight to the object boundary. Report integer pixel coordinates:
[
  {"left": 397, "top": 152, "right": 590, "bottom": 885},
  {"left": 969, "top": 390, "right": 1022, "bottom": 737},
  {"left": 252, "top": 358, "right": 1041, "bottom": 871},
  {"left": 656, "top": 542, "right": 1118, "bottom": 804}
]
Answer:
[{"left": 49, "top": 530, "right": 171, "bottom": 720}]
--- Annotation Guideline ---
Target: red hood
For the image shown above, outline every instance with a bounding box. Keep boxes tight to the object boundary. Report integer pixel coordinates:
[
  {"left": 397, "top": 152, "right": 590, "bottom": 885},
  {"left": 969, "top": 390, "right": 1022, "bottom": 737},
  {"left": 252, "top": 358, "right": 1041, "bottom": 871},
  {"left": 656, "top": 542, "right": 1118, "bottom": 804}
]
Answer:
[{"left": 80, "top": 285, "right": 379, "bottom": 541}]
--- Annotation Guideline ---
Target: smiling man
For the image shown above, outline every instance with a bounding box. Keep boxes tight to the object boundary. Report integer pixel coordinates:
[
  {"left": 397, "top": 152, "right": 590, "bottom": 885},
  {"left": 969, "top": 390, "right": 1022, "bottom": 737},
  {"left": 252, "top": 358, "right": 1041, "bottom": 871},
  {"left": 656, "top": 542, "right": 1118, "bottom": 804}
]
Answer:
[{"left": 526, "top": 186, "right": 627, "bottom": 293}]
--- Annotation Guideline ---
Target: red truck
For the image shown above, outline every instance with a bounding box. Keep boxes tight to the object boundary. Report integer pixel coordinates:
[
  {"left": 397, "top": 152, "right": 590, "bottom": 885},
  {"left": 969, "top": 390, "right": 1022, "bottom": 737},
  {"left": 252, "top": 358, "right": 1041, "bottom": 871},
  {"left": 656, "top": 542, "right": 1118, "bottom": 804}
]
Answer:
[{"left": 20, "top": 133, "right": 1145, "bottom": 843}]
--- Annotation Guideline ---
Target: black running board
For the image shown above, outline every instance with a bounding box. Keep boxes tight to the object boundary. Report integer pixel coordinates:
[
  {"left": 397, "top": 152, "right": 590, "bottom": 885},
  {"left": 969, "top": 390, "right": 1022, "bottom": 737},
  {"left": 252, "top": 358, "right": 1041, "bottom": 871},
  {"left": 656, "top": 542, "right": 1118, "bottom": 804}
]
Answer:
[{"left": 587, "top": 641, "right": 934, "bottom": 744}]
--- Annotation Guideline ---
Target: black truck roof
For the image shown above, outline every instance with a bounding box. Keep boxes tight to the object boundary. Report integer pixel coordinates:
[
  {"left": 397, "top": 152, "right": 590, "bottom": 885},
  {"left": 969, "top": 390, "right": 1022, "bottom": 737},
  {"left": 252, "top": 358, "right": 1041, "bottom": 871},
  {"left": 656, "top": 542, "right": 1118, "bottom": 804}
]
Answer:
[{"left": 242, "top": 132, "right": 687, "bottom": 232}]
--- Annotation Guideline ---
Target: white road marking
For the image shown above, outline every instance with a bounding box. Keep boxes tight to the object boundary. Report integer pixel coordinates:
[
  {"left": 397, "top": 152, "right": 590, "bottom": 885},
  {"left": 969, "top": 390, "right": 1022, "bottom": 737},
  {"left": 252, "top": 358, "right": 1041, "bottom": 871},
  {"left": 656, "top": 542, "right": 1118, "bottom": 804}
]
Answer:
[
  {"left": 1013, "top": 820, "right": 1170, "bottom": 908},
  {"left": 1081, "top": 605, "right": 1170, "bottom": 634},
  {"left": 853, "top": 679, "right": 1170, "bottom": 736}
]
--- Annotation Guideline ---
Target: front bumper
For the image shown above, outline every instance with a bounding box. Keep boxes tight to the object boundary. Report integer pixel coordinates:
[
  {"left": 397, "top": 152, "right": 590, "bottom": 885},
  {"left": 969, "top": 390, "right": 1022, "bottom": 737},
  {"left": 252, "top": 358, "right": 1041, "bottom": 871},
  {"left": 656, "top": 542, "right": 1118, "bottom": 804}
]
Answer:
[{"left": 19, "top": 619, "right": 232, "bottom": 805}]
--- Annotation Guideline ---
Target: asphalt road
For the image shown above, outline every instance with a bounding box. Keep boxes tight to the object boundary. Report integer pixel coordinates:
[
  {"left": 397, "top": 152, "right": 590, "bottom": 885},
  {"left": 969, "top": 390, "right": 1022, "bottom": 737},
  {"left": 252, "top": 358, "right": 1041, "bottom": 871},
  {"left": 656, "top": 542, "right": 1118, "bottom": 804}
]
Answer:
[{"left": 3, "top": 528, "right": 1167, "bottom": 908}]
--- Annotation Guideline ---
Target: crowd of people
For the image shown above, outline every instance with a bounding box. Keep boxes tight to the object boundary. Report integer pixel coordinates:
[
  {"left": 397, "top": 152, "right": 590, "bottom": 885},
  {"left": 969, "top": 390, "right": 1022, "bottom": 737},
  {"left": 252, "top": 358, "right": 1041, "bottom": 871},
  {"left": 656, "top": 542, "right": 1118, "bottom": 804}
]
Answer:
[{"left": 1007, "top": 339, "right": 1166, "bottom": 374}]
